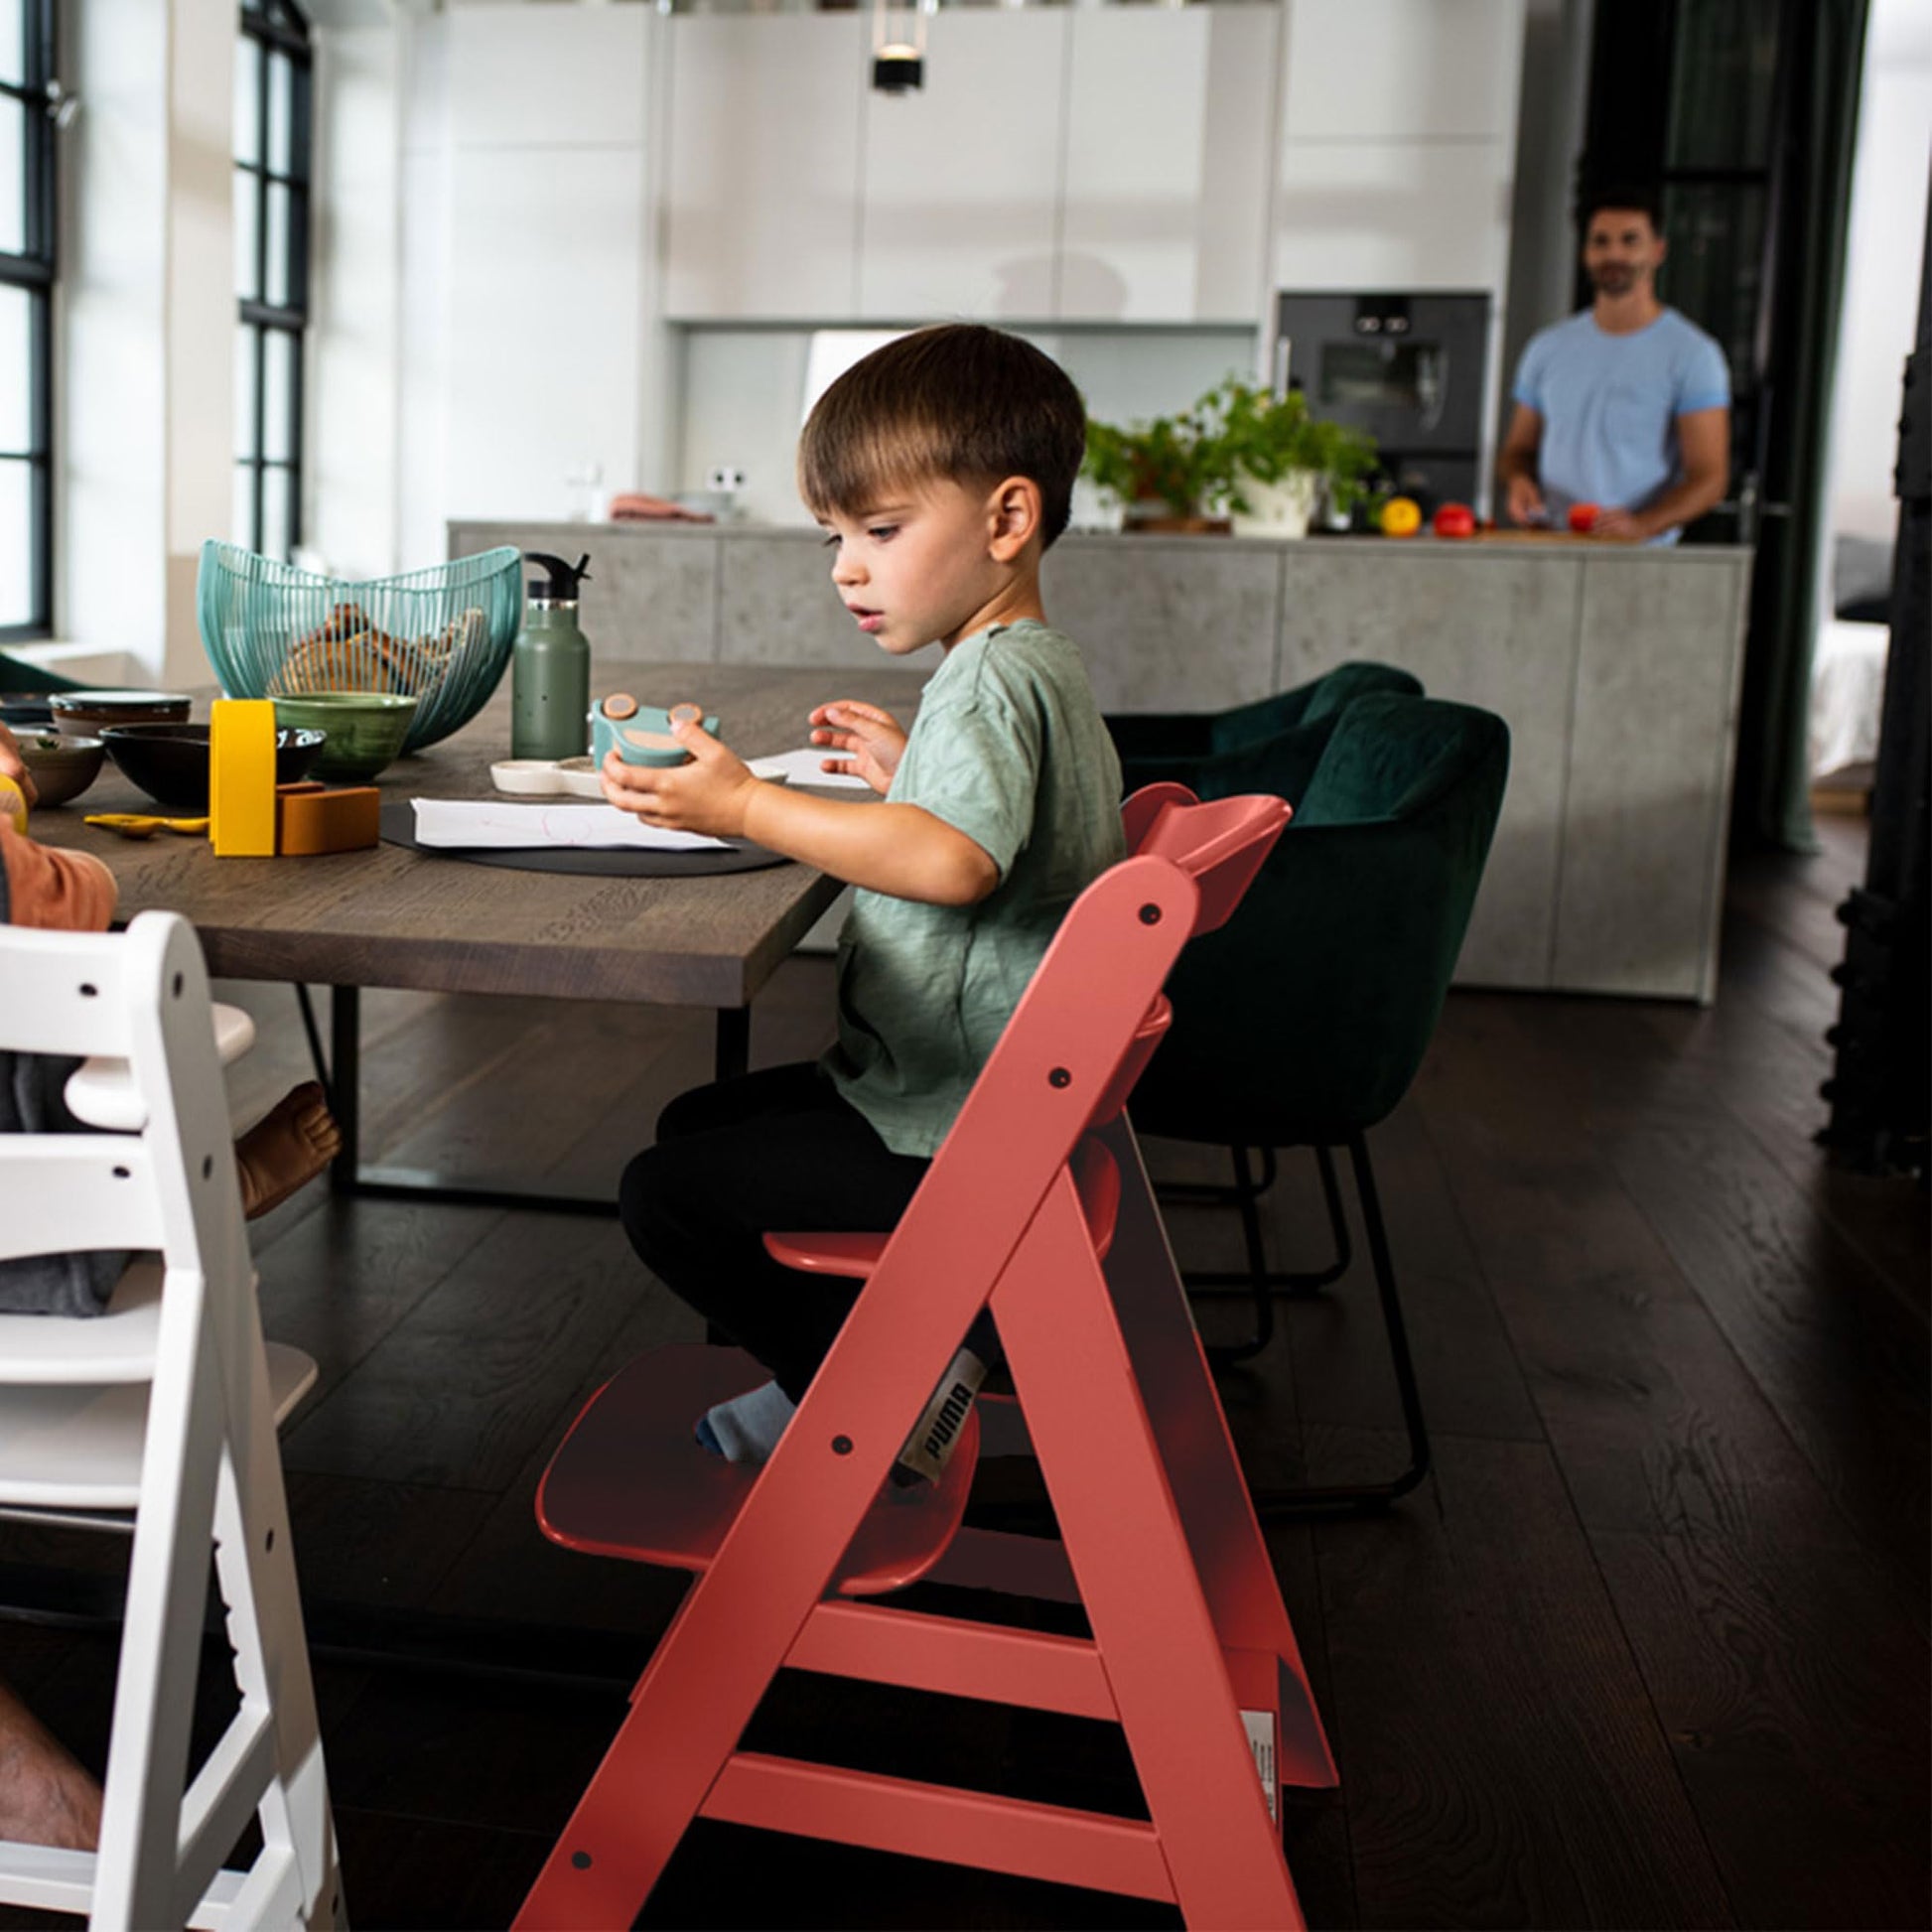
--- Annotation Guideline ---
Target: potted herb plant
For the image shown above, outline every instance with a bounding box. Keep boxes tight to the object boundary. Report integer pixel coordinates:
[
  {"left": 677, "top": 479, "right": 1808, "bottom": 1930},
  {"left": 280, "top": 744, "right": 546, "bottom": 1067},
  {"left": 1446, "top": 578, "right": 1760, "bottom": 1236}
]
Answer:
[
  {"left": 1081, "top": 406, "right": 1231, "bottom": 534},
  {"left": 1082, "top": 380, "right": 1380, "bottom": 537},
  {"left": 1205, "top": 378, "right": 1379, "bottom": 538}
]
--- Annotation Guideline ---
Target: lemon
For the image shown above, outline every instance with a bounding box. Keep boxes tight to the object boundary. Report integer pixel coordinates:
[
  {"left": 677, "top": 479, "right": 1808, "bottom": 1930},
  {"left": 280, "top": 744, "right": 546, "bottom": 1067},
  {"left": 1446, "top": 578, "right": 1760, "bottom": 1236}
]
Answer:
[
  {"left": 1380, "top": 496, "right": 1423, "bottom": 538},
  {"left": 0, "top": 773, "right": 27, "bottom": 836}
]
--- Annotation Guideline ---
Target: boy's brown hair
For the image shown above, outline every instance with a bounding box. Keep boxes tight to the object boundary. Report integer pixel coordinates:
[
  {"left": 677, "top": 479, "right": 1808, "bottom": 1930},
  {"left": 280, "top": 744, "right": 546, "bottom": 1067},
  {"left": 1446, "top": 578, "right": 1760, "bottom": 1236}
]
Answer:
[{"left": 797, "top": 325, "right": 1087, "bottom": 548}]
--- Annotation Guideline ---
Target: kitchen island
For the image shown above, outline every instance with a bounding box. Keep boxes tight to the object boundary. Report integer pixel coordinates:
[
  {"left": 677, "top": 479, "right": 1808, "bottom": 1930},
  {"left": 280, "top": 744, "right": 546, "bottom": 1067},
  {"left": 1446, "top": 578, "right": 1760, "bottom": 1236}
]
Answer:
[{"left": 450, "top": 520, "right": 1752, "bottom": 1003}]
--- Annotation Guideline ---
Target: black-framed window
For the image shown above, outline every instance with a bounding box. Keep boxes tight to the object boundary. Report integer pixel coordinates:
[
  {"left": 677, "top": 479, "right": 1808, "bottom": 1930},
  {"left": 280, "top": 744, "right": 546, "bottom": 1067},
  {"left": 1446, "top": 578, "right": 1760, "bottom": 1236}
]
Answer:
[
  {"left": 1, "top": 0, "right": 58, "bottom": 641},
  {"left": 234, "top": 0, "right": 312, "bottom": 564}
]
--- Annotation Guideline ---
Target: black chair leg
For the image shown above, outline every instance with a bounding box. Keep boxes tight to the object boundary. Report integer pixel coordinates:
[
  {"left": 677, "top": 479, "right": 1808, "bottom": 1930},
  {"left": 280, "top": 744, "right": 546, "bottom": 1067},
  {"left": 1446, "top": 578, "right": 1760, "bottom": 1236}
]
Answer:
[
  {"left": 1165, "top": 1143, "right": 1354, "bottom": 1362},
  {"left": 1244, "top": 1130, "right": 1432, "bottom": 1517},
  {"left": 1205, "top": 1145, "right": 1275, "bottom": 1364}
]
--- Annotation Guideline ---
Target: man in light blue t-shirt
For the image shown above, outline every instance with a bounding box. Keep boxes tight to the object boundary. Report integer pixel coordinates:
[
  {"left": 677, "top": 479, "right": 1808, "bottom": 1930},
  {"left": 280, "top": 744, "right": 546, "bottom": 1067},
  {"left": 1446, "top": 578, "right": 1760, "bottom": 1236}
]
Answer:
[{"left": 1500, "top": 184, "right": 1730, "bottom": 545}]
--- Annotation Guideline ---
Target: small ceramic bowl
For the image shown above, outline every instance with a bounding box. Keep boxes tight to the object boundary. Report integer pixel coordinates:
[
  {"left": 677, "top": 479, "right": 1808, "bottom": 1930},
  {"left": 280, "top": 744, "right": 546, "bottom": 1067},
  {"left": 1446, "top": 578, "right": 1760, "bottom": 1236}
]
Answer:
[
  {"left": 99, "top": 724, "right": 327, "bottom": 813},
  {"left": 49, "top": 689, "right": 194, "bottom": 738},
  {"left": 269, "top": 692, "right": 420, "bottom": 781},
  {"left": 13, "top": 731, "right": 107, "bottom": 808}
]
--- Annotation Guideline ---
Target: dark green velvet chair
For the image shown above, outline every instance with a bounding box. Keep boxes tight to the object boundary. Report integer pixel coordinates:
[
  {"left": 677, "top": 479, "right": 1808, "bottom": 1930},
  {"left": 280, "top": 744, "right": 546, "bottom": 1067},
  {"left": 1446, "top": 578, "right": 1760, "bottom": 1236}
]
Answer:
[
  {"left": 1130, "top": 691, "right": 1510, "bottom": 1512},
  {"left": 1106, "top": 660, "right": 1422, "bottom": 807},
  {"left": 0, "top": 652, "right": 82, "bottom": 698}
]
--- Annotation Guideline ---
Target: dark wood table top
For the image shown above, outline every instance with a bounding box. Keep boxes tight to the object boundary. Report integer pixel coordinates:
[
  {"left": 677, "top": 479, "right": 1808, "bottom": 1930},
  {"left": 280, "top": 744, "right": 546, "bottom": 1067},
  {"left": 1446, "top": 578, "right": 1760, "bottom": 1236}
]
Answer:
[{"left": 29, "top": 661, "right": 927, "bottom": 1009}]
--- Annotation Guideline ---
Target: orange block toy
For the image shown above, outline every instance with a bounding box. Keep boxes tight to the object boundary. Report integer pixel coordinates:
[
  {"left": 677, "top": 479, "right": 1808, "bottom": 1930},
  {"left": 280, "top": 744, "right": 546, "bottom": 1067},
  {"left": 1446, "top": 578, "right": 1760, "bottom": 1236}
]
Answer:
[{"left": 275, "top": 782, "right": 379, "bottom": 855}]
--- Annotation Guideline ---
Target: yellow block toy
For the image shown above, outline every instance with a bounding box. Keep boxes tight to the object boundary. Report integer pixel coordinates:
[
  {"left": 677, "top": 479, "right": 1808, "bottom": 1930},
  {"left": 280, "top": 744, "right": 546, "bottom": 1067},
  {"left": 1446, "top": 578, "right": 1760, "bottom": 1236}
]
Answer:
[{"left": 209, "top": 698, "right": 278, "bottom": 857}]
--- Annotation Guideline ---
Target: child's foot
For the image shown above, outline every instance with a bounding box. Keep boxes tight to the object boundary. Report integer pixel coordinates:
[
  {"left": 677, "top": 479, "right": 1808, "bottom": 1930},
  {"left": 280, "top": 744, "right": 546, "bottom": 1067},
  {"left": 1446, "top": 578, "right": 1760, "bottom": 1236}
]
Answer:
[
  {"left": 0, "top": 1687, "right": 101, "bottom": 1854},
  {"left": 695, "top": 1379, "right": 797, "bottom": 1464},
  {"left": 234, "top": 1081, "right": 342, "bottom": 1220}
]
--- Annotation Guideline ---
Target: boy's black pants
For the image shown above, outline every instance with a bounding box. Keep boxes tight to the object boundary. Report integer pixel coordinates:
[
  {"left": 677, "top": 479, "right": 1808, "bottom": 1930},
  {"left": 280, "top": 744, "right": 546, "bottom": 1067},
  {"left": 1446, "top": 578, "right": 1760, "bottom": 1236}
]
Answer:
[{"left": 619, "top": 1061, "right": 933, "bottom": 1403}]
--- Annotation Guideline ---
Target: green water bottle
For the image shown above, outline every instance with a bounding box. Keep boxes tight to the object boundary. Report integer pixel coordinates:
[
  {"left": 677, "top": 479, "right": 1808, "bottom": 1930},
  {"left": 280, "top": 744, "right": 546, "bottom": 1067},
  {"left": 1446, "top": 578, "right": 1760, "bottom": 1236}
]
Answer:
[{"left": 511, "top": 552, "right": 593, "bottom": 760}]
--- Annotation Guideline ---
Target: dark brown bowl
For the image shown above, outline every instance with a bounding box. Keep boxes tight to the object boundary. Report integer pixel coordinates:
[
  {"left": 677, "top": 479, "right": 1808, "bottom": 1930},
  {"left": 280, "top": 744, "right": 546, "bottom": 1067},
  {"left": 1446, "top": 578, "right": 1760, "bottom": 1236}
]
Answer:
[
  {"left": 99, "top": 723, "right": 327, "bottom": 813},
  {"left": 49, "top": 690, "right": 194, "bottom": 739}
]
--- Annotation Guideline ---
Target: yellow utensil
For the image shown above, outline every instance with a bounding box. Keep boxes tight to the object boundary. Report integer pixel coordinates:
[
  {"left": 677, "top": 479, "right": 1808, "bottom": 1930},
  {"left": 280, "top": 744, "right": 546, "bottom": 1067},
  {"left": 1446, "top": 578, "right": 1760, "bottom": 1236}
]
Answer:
[{"left": 84, "top": 813, "right": 211, "bottom": 840}]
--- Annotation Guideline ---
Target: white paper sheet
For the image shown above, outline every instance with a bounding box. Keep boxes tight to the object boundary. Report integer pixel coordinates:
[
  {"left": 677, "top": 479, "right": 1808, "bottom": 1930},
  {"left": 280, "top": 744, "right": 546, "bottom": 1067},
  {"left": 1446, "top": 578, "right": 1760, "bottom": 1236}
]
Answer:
[
  {"left": 410, "top": 799, "right": 730, "bottom": 851},
  {"left": 749, "top": 748, "right": 874, "bottom": 790}
]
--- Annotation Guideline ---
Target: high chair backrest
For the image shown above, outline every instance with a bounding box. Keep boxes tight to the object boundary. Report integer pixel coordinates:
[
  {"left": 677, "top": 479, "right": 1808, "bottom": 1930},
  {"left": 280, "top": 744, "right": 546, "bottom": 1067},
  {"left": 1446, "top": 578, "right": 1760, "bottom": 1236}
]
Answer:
[
  {"left": 894, "top": 790, "right": 1288, "bottom": 1302},
  {"left": 1121, "top": 783, "right": 1285, "bottom": 934},
  {"left": 0, "top": 911, "right": 249, "bottom": 1312}
]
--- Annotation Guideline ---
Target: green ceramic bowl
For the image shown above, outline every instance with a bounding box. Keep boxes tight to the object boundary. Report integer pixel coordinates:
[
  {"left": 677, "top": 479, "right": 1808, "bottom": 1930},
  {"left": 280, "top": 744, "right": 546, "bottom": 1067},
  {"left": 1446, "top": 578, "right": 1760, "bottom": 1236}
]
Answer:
[{"left": 270, "top": 692, "right": 420, "bottom": 781}]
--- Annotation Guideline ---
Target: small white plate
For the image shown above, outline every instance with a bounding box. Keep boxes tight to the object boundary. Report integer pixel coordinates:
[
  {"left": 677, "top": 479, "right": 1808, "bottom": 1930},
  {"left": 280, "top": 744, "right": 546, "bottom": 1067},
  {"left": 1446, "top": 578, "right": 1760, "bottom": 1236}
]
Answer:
[{"left": 490, "top": 756, "right": 789, "bottom": 798}]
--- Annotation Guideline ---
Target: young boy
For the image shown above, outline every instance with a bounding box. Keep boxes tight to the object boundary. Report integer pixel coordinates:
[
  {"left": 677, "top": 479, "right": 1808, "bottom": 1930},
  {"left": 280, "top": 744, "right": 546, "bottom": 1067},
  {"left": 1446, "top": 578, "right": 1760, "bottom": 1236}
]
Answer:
[{"left": 602, "top": 324, "right": 1124, "bottom": 1471}]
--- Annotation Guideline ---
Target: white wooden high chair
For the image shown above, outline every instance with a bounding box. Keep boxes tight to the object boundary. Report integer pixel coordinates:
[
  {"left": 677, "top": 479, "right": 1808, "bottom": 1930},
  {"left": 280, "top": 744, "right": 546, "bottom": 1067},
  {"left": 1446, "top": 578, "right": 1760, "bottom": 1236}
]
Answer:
[{"left": 0, "top": 911, "right": 341, "bottom": 1929}]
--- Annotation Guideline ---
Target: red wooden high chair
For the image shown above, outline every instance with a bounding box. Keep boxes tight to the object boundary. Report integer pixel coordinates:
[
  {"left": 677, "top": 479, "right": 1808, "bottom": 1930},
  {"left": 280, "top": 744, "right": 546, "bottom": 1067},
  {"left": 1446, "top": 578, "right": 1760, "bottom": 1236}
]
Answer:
[{"left": 516, "top": 785, "right": 1336, "bottom": 1930}]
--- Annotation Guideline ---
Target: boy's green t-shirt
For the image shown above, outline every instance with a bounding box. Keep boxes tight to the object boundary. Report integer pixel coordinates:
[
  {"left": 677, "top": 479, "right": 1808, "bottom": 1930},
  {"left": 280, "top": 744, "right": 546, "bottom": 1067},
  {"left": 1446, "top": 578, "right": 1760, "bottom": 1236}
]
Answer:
[{"left": 822, "top": 619, "right": 1126, "bottom": 1158}]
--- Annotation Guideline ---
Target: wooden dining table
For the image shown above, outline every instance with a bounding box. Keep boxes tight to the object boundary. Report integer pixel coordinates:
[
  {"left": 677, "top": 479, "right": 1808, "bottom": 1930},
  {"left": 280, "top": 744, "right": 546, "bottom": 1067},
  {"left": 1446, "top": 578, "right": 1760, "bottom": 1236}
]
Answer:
[{"left": 28, "top": 658, "right": 928, "bottom": 1214}]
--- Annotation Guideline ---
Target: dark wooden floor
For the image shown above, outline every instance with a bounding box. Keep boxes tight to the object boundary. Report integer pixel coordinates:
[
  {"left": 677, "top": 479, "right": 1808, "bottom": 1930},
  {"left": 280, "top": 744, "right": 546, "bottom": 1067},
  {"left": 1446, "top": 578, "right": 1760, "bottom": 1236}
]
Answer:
[{"left": 4, "top": 814, "right": 1926, "bottom": 1930}]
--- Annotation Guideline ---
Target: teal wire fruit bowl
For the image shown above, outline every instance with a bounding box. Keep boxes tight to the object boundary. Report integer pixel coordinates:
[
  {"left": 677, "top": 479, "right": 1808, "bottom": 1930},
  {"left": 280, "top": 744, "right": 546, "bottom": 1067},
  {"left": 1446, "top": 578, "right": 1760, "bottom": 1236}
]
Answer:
[{"left": 196, "top": 542, "right": 523, "bottom": 754}]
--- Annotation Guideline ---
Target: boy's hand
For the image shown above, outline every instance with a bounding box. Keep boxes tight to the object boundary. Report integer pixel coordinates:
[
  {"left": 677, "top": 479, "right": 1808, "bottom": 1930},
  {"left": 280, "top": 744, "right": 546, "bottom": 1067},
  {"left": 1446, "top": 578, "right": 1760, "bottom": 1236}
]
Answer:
[
  {"left": 808, "top": 701, "right": 905, "bottom": 794},
  {"left": 600, "top": 715, "right": 759, "bottom": 837},
  {"left": 0, "top": 723, "right": 36, "bottom": 807}
]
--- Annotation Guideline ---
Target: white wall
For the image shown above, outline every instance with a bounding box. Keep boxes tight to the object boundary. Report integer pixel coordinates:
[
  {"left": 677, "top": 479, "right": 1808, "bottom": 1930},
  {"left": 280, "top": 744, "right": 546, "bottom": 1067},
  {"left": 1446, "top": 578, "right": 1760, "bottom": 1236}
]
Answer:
[
  {"left": 673, "top": 325, "right": 1260, "bottom": 530},
  {"left": 1824, "top": 0, "right": 1932, "bottom": 547},
  {"left": 309, "top": 22, "right": 405, "bottom": 581}
]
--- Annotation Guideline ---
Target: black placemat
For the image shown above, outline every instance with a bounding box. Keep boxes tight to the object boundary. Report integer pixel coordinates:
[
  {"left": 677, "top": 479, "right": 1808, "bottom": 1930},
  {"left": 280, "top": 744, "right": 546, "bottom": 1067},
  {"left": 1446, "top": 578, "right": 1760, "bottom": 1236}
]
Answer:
[{"left": 379, "top": 801, "right": 789, "bottom": 877}]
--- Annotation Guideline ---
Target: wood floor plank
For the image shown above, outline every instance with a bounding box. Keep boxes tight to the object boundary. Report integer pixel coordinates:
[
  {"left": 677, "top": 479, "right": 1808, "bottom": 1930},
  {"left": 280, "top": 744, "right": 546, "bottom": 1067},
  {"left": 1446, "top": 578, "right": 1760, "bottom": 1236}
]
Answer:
[
  {"left": 1313, "top": 1429, "right": 1732, "bottom": 1930},
  {"left": 1603, "top": 1116, "right": 1929, "bottom": 1607},
  {"left": 279, "top": 1209, "right": 644, "bottom": 1492},
  {"left": 282, "top": 1470, "right": 497, "bottom": 1613},
  {"left": 1591, "top": 1526, "right": 1930, "bottom": 1930},
  {"left": 1414, "top": 986, "right": 1929, "bottom": 1930},
  {"left": 253, "top": 1193, "right": 505, "bottom": 1401}
]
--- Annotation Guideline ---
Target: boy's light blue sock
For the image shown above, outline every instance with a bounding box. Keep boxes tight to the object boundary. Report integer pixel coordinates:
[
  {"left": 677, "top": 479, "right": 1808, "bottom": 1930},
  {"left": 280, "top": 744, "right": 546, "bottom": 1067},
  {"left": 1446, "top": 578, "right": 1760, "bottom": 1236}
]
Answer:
[{"left": 697, "top": 1378, "right": 797, "bottom": 1464}]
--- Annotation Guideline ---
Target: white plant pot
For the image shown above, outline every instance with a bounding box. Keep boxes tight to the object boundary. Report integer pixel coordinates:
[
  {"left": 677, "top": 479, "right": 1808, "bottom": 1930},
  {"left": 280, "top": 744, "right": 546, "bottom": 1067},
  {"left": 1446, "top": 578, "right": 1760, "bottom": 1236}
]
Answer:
[{"left": 1229, "top": 469, "right": 1319, "bottom": 540}]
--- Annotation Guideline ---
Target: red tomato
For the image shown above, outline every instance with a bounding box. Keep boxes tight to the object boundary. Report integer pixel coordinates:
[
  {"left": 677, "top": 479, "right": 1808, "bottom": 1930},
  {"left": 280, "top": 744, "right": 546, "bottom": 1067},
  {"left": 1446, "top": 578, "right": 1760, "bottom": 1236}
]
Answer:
[
  {"left": 1568, "top": 502, "right": 1601, "bottom": 534},
  {"left": 1433, "top": 502, "right": 1476, "bottom": 539}
]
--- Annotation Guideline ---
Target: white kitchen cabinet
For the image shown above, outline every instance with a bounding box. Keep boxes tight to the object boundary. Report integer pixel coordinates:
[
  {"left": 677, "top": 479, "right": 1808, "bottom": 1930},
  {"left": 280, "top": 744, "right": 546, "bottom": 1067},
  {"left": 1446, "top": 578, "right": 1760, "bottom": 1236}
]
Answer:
[
  {"left": 1281, "top": 0, "right": 1524, "bottom": 142},
  {"left": 446, "top": 146, "right": 646, "bottom": 521},
  {"left": 1059, "top": 7, "right": 1279, "bottom": 324},
  {"left": 1274, "top": 136, "right": 1513, "bottom": 291},
  {"left": 663, "top": 15, "right": 868, "bottom": 321},
  {"left": 858, "top": 10, "right": 1068, "bottom": 322},
  {"left": 448, "top": 4, "right": 648, "bottom": 149}
]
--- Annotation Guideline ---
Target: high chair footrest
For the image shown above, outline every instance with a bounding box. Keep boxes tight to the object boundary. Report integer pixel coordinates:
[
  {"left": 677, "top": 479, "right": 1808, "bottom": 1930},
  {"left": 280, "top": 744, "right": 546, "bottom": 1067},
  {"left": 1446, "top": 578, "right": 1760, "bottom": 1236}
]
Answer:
[
  {"left": 535, "top": 1345, "right": 979, "bottom": 1597},
  {"left": 763, "top": 1230, "right": 885, "bottom": 1279}
]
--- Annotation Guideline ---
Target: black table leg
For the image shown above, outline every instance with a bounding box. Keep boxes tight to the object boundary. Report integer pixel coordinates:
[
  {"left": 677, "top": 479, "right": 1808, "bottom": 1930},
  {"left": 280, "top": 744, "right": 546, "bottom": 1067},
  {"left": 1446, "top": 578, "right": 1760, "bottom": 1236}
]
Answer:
[
  {"left": 715, "top": 1003, "right": 751, "bottom": 1083},
  {"left": 312, "top": 986, "right": 753, "bottom": 1217}
]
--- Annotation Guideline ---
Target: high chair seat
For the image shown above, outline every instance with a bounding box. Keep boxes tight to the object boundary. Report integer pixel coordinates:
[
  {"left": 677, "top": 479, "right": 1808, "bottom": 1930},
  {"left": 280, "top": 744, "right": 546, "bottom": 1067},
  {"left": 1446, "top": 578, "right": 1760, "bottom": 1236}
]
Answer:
[
  {"left": 538, "top": 1344, "right": 981, "bottom": 1596},
  {"left": 765, "top": 1136, "right": 1124, "bottom": 1280}
]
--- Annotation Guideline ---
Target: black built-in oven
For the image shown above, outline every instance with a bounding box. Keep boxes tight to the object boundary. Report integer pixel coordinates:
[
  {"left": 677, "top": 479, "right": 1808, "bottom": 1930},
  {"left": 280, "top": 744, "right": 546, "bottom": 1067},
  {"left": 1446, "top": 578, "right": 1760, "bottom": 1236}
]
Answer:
[{"left": 1273, "top": 292, "right": 1491, "bottom": 514}]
